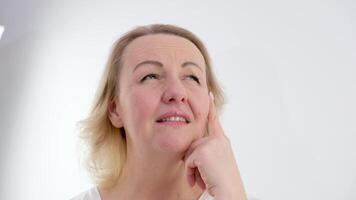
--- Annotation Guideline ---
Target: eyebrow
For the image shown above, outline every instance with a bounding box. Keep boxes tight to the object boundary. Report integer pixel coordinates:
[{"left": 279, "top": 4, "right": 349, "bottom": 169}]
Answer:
[{"left": 132, "top": 60, "right": 203, "bottom": 72}]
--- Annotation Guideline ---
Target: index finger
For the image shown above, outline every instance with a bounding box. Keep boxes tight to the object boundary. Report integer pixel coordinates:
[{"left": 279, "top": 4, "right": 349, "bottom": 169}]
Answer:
[{"left": 207, "top": 91, "right": 224, "bottom": 137}]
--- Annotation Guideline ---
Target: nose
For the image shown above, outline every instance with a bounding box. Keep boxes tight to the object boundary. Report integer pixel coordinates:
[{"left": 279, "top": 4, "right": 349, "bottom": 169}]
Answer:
[{"left": 161, "top": 76, "right": 188, "bottom": 104}]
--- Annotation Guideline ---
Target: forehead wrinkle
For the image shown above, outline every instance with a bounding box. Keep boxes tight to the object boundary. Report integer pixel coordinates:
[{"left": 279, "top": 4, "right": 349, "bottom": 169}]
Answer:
[
  {"left": 129, "top": 50, "right": 204, "bottom": 71},
  {"left": 122, "top": 36, "right": 206, "bottom": 72}
]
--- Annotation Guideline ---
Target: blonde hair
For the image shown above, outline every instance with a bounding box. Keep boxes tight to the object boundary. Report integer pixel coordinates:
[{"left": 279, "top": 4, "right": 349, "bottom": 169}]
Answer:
[{"left": 77, "top": 24, "right": 225, "bottom": 189}]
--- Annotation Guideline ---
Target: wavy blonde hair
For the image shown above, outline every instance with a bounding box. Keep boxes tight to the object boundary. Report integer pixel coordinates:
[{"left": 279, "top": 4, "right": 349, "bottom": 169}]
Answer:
[{"left": 77, "top": 24, "right": 225, "bottom": 189}]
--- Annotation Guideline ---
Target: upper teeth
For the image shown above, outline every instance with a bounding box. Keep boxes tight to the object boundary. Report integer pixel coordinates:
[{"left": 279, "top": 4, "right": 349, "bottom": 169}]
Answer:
[{"left": 161, "top": 116, "right": 187, "bottom": 122}]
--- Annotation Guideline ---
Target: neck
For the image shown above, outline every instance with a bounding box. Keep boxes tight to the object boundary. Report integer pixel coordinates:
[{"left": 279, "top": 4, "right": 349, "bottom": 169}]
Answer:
[{"left": 99, "top": 141, "right": 203, "bottom": 200}]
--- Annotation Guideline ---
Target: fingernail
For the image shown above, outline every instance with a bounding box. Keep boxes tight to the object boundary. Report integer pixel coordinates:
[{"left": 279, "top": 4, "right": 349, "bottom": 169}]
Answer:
[{"left": 209, "top": 91, "right": 214, "bottom": 101}]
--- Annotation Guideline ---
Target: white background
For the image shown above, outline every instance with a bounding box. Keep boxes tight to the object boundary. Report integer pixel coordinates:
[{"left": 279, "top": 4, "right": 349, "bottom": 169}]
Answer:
[{"left": 0, "top": 0, "right": 355, "bottom": 199}]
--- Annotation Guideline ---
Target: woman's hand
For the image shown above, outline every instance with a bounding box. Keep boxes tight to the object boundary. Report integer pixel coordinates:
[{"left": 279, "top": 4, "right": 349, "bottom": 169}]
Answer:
[{"left": 183, "top": 92, "right": 247, "bottom": 200}]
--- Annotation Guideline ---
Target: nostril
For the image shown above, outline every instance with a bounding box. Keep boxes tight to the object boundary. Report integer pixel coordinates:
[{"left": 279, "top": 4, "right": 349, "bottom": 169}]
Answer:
[
  {"left": 162, "top": 89, "right": 188, "bottom": 104},
  {"left": 168, "top": 97, "right": 186, "bottom": 103}
]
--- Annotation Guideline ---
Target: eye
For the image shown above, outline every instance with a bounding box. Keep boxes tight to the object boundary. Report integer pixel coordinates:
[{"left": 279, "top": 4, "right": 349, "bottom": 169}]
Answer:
[
  {"left": 186, "top": 75, "right": 200, "bottom": 84},
  {"left": 140, "top": 73, "right": 159, "bottom": 82}
]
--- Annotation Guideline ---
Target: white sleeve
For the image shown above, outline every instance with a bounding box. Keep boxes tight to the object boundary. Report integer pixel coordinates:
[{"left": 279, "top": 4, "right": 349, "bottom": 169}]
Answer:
[{"left": 69, "top": 187, "right": 101, "bottom": 200}]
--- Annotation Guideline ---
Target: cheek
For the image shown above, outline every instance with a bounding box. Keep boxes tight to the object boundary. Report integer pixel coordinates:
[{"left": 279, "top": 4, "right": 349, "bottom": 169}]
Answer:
[
  {"left": 123, "top": 89, "right": 157, "bottom": 131},
  {"left": 190, "top": 92, "right": 210, "bottom": 125}
]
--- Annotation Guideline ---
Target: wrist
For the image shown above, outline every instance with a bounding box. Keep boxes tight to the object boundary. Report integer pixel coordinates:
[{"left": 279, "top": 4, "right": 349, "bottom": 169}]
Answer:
[
  {"left": 215, "top": 191, "right": 247, "bottom": 200},
  {"left": 215, "top": 181, "right": 248, "bottom": 200}
]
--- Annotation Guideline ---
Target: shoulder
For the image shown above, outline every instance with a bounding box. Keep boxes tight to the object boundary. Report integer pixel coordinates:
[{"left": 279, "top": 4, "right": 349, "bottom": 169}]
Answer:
[{"left": 70, "top": 186, "right": 101, "bottom": 200}]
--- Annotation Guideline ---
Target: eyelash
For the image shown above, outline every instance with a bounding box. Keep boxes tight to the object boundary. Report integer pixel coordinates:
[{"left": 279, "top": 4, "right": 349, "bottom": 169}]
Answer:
[
  {"left": 187, "top": 75, "right": 200, "bottom": 84},
  {"left": 141, "top": 74, "right": 159, "bottom": 82},
  {"left": 140, "top": 74, "right": 200, "bottom": 84}
]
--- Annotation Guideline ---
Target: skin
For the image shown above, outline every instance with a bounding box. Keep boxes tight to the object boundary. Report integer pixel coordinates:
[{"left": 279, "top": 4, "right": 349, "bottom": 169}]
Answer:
[{"left": 106, "top": 34, "right": 247, "bottom": 200}]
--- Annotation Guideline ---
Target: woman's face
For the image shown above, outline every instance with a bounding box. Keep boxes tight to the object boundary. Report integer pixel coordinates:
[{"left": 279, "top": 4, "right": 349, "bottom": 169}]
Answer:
[{"left": 115, "top": 34, "right": 210, "bottom": 153}]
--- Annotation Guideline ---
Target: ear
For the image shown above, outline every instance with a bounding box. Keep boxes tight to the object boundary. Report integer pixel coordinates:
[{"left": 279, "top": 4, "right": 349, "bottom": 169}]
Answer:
[{"left": 108, "top": 97, "right": 124, "bottom": 128}]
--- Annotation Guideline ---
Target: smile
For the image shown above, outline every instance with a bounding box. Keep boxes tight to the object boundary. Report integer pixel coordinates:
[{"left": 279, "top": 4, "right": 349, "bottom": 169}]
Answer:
[
  {"left": 156, "top": 115, "right": 190, "bottom": 126},
  {"left": 157, "top": 116, "right": 187, "bottom": 122},
  {"left": 156, "top": 112, "right": 190, "bottom": 126},
  {"left": 156, "top": 110, "right": 191, "bottom": 127}
]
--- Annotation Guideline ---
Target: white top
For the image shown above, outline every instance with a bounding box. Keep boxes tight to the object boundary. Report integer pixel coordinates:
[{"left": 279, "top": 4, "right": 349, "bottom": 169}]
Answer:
[{"left": 70, "top": 186, "right": 214, "bottom": 200}]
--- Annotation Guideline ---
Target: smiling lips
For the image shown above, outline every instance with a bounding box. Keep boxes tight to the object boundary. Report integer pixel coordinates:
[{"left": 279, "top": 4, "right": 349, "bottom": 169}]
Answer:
[{"left": 156, "top": 111, "right": 191, "bottom": 126}]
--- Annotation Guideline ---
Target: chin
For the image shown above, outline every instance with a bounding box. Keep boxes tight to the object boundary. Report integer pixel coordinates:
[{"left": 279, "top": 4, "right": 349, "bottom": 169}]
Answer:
[{"left": 153, "top": 133, "right": 192, "bottom": 154}]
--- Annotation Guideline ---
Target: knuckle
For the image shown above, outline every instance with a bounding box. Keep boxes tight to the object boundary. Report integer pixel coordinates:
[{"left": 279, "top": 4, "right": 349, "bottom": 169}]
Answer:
[{"left": 197, "top": 145, "right": 210, "bottom": 158}]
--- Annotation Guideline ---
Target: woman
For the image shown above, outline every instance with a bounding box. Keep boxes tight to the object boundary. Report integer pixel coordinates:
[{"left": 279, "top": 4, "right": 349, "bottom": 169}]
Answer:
[{"left": 71, "top": 24, "right": 247, "bottom": 200}]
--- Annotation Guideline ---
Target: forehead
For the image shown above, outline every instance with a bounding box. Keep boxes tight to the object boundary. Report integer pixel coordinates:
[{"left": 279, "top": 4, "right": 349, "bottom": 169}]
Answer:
[{"left": 121, "top": 34, "right": 206, "bottom": 69}]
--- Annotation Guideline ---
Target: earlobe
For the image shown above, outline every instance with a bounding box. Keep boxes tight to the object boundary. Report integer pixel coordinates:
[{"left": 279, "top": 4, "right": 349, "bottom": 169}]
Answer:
[{"left": 108, "top": 97, "right": 124, "bottom": 128}]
